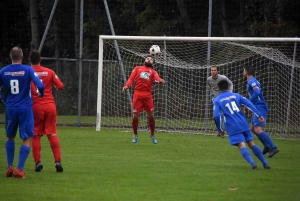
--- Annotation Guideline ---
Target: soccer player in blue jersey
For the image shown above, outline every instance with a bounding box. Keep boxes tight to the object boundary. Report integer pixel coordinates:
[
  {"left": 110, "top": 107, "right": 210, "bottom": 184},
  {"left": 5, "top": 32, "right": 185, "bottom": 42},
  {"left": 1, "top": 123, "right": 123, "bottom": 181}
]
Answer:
[
  {"left": 1, "top": 47, "right": 44, "bottom": 178},
  {"left": 244, "top": 66, "right": 279, "bottom": 158},
  {"left": 213, "top": 80, "right": 270, "bottom": 169}
]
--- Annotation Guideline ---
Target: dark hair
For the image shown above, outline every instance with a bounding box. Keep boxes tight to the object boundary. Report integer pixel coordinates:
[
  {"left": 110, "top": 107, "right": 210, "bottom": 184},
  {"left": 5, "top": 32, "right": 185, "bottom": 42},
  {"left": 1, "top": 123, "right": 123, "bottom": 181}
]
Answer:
[
  {"left": 244, "top": 66, "right": 254, "bottom": 76},
  {"left": 218, "top": 80, "right": 229, "bottom": 91},
  {"left": 146, "top": 55, "right": 155, "bottom": 63},
  {"left": 210, "top": 66, "right": 218, "bottom": 71},
  {"left": 29, "top": 49, "right": 41, "bottom": 65},
  {"left": 10, "top": 46, "right": 23, "bottom": 61}
]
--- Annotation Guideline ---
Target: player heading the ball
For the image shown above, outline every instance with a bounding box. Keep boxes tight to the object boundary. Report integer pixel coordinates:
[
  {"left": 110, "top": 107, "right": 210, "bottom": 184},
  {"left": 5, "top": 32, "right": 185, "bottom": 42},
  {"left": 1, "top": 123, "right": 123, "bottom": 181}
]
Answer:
[{"left": 122, "top": 55, "right": 165, "bottom": 144}]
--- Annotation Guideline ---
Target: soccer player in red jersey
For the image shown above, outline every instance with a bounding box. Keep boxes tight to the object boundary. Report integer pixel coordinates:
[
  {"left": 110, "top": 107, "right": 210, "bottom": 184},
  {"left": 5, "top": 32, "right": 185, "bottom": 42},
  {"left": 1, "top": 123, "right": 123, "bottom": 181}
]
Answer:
[
  {"left": 122, "top": 56, "right": 165, "bottom": 144},
  {"left": 29, "top": 50, "right": 64, "bottom": 172}
]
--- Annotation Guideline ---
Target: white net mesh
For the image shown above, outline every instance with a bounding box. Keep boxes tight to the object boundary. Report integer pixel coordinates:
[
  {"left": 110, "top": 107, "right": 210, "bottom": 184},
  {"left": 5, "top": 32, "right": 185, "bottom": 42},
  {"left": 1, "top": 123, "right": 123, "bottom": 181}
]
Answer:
[{"left": 99, "top": 37, "right": 300, "bottom": 139}]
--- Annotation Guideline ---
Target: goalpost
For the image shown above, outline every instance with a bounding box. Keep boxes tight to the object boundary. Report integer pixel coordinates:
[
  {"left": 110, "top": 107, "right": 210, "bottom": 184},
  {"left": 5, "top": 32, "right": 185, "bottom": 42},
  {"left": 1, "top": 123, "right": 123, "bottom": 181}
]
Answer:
[{"left": 97, "top": 36, "right": 300, "bottom": 139}]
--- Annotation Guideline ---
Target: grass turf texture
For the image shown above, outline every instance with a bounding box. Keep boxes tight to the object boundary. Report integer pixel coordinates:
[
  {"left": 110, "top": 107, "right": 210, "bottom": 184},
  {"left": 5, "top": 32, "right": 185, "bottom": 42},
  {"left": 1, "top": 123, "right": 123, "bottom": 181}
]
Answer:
[{"left": 0, "top": 126, "right": 300, "bottom": 201}]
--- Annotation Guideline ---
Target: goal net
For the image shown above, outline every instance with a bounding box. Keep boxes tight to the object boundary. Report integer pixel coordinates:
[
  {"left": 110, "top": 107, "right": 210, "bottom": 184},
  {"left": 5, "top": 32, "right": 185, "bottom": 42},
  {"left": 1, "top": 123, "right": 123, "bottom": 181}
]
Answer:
[{"left": 97, "top": 36, "right": 300, "bottom": 139}]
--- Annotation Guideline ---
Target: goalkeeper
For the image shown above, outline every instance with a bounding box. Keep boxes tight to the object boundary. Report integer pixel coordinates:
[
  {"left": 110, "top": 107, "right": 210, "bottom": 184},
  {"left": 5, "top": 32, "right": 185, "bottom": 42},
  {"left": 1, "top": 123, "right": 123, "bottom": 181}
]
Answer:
[
  {"left": 207, "top": 66, "right": 233, "bottom": 137},
  {"left": 122, "top": 56, "right": 165, "bottom": 144}
]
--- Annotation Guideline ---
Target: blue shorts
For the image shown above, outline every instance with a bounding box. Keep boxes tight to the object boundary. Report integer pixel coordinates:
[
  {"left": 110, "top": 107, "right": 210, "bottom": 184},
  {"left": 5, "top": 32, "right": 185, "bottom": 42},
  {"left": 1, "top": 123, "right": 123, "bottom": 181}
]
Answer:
[
  {"left": 5, "top": 106, "right": 34, "bottom": 139},
  {"left": 229, "top": 130, "right": 253, "bottom": 145},
  {"left": 252, "top": 111, "right": 267, "bottom": 127}
]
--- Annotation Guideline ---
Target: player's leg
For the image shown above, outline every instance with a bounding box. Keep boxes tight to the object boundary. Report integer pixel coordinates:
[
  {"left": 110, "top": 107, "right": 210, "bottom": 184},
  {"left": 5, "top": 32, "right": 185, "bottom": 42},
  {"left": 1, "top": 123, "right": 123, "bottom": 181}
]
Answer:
[
  {"left": 32, "top": 136, "right": 43, "bottom": 172},
  {"left": 14, "top": 106, "right": 34, "bottom": 178},
  {"left": 32, "top": 104, "right": 44, "bottom": 172},
  {"left": 251, "top": 114, "right": 269, "bottom": 152},
  {"left": 230, "top": 133, "right": 256, "bottom": 169},
  {"left": 237, "top": 142, "right": 257, "bottom": 169},
  {"left": 132, "top": 94, "right": 143, "bottom": 143},
  {"left": 244, "top": 130, "right": 270, "bottom": 169},
  {"left": 44, "top": 103, "right": 63, "bottom": 172},
  {"left": 253, "top": 125, "right": 279, "bottom": 158},
  {"left": 5, "top": 107, "right": 18, "bottom": 177},
  {"left": 144, "top": 96, "right": 157, "bottom": 144}
]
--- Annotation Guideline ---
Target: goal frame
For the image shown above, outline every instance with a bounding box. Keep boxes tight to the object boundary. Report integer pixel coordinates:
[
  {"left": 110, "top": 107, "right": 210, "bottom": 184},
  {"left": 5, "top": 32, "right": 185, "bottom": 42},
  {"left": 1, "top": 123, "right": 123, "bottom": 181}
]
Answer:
[{"left": 96, "top": 35, "right": 300, "bottom": 132}]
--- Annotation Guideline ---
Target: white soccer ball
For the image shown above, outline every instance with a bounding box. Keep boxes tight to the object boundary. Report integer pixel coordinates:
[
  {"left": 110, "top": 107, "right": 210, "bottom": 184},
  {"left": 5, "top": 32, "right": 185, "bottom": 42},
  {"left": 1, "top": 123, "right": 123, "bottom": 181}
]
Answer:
[{"left": 149, "top": 45, "right": 161, "bottom": 56}]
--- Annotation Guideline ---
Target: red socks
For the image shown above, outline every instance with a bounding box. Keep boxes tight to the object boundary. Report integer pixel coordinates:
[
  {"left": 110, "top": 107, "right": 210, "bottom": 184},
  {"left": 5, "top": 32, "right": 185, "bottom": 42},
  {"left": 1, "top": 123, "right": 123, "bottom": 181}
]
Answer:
[
  {"left": 132, "top": 118, "right": 139, "bottom": 135},
  {"left": 32, "top": 136, "right": 41, "bottom": 163},
  {"left": 148, "top": 118, "right": 155, "bottom": 136},
  {"left": 49, "top": 135, "right": 61, "bottom": 162}
]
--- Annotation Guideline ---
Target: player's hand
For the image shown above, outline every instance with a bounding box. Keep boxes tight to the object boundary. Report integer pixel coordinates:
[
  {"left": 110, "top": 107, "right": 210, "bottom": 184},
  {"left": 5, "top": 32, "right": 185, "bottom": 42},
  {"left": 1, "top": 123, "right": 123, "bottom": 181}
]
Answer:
[
  {"left": 159, "top": 79, "right": 165, "bottom": 84},
  {"left": 122, "top": 86, "right": 128, "bottom": 93},
  {"left": 258, "top": 116, "right": 264, "bottom": 123}
]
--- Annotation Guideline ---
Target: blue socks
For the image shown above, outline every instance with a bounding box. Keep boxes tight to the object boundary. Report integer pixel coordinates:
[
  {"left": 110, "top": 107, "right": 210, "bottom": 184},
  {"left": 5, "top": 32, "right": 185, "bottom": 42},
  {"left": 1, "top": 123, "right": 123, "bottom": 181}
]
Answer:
[
  {"left": 17, "top": 145, "right": 30, "bottom": 171},
  {"left": 251, "top": 145, "right": 267, "bottom": 166},
  {"left": 5, "top": 140, "right": 15, "bottom": 167},
  {"left": 240, "top": 147, "right": 255, "bottom": 165},
  {"left": 257, "top": 131, "right": 276, "bottom": 149},
  {"left": 255, "top": 133, "right": 269, "bottom": 149}
]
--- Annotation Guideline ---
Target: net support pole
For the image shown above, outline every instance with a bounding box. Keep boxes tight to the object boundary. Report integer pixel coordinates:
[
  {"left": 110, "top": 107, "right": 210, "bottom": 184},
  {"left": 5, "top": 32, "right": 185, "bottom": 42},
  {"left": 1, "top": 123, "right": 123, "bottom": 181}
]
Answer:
[
  {"left": 103, "top": 0, "right": 132, "bottom": 112},
  {"left": 204, "top": 0, "right": 213, "bottom": 131},
  {"left": 96, "top": 37, "right": 104, "bottom": 131},
  {"left": 284, "top": 40, "right": 297, "bottom": 137},
  {"left": 163, "top": 36, "right": 169, "bottom": 130},
  {"left": 38, "top": 0, "right": 59, "bottom": 52},
  {"left": 77, "top": 0, "right": 84, "bottom": 127}
]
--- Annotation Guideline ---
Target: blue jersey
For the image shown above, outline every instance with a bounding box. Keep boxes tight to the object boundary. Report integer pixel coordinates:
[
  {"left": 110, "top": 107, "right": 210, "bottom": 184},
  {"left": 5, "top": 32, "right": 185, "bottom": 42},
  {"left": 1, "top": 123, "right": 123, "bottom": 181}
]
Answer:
[
  {"left": 213, "top": 91, "right": 262, "bottom": 135},
  {"left": 246, "top": 77, "right": 269, "bottom": 112},
  {"left": 0, "top": 64, "right": 44, "bottom": 106}
]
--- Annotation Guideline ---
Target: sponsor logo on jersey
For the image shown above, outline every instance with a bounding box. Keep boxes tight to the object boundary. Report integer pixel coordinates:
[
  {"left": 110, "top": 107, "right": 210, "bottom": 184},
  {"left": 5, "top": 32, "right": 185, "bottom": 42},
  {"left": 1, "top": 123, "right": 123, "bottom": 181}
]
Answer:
[
  {"left": 251, "top": 82, "right": 257, "bottom": 87},
  {"left": 36, "top": 71, "right": 48, "bottom": 76},
  {"left": 140, "top": 72, "right": 150, "bottom": 80},
  {"left": 4, "top": 71, "right": 25, "bottom": 76},
  {"left": 220, "top": 95, "right": 236, "bottom": 102}
]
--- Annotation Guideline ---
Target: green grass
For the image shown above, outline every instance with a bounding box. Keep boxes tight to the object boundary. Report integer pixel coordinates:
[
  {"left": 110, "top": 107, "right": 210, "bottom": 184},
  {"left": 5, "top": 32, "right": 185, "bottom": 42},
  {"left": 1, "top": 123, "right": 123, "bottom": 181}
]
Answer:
[{"left": 0, "top": 127, "right": 300, "bottom": 201}]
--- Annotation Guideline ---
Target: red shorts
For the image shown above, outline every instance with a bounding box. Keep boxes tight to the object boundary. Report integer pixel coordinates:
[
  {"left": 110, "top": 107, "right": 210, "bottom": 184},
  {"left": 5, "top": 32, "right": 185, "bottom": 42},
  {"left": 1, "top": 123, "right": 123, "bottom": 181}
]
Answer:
[
  {"left": 132, "top": 93, "right": 154, "bottom": 114},
  {"left": 32, "top": 103, "right": 57, "bottom": 136}
]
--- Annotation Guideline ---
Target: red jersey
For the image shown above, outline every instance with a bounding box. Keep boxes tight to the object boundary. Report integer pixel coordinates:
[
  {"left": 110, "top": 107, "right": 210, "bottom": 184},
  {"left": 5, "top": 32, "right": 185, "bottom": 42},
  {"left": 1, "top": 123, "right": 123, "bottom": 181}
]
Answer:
[
  {"left": 31, "top": 65, "right": 64, "bottom": 105},
  {"left": 125, "top": 66, "right": 162, "bottom": 95}
]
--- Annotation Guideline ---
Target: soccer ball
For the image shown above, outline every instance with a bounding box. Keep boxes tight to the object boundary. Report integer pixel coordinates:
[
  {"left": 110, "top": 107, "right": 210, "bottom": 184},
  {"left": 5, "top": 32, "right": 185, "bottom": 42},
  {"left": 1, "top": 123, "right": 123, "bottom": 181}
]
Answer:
[{"left": 149, "top": 45, "right": 161, "bottom": 56}]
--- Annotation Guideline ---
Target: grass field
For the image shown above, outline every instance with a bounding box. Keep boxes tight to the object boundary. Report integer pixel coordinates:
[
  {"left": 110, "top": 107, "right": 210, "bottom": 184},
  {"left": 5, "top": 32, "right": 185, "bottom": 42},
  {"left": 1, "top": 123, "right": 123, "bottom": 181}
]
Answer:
[{"left": 0, "top": 126, "right": 300, "bottom": 201}]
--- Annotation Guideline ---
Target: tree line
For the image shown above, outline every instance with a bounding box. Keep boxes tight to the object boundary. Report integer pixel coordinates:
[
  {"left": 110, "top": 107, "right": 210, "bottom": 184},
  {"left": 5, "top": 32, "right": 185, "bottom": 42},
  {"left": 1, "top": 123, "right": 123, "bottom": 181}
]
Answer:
[{"left": 0, "top": 0, "right": 299, "bottom": 64}]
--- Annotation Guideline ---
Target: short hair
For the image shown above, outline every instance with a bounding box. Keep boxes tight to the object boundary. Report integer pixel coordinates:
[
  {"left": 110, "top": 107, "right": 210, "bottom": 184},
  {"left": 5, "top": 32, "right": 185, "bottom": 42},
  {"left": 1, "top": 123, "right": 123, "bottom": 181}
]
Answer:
[
  {"left": 10, "top": 46, "right": 23, "bottom": 61},
  {"left": 218, "top": 80, "right": 229, "bottom": 91},
  {"left": 244, "top": 66, "right": 254, "bottom": 76},
  {"left": 29, "top": 49, "right": 41, "bottom": 65},
  {"left": 210, "top": 66, "right": 218, "bottom": 71}
]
